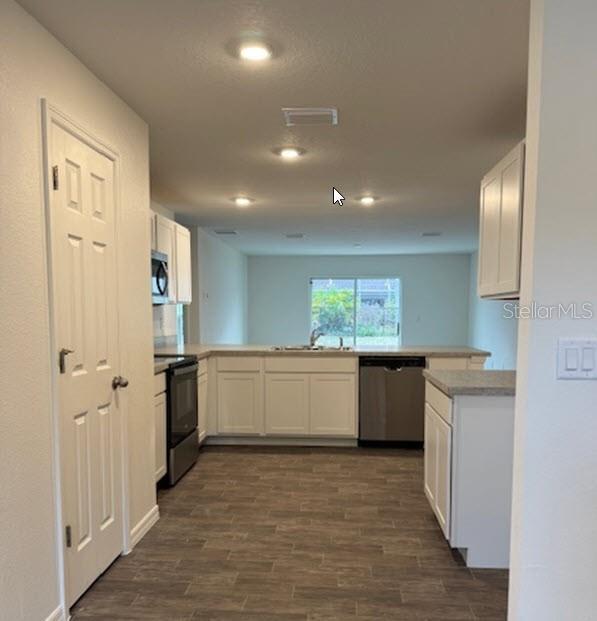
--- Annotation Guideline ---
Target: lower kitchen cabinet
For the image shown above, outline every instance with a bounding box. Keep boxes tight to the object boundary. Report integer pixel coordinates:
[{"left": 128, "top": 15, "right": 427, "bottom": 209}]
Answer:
[
  {"left": 197, "top": 366, "right": 208, "bottom": 443},
  {"left": 217, "top": 372, "right": 263, "bottom": 434},
  {"left": 424, "top": 403, "right": 451, "bottom": 538},
  {"left": 309, "top": 374, "right": 356, "bottom": 436},
  {"left": 265, "top": 374, "right": 310, "bottom": 435},
  {"left": 153, "top": 391, "right": 167, "bottom": 482},
  {"left": 423, "top": 379, "right": 515, "bottom": 568}
]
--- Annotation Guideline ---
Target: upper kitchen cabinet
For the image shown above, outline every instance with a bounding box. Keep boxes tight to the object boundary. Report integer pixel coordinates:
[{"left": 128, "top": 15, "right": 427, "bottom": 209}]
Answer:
[
  {"left": 175, "top": 223, "right": 192, "bottom": 304},
  {"left": 154, "top": 213, "right": 192, "bottom": 304},
  {"left": 478, "top": 141, "right": 525, "bottom": 299}
]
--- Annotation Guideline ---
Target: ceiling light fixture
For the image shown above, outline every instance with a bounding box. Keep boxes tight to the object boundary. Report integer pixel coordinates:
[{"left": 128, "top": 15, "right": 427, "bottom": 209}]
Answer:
[
  {"left": 275, "top": 147, "right": 305, "bottom": 160},
  {"left": 239, "top": 44, "right": 271, "bottom": 61},
  {"left": 233, "top": 196, "right": 253, "bottom": 207},
  {"left": 359, "top": 196, "right": 376, "bottom": 206}
]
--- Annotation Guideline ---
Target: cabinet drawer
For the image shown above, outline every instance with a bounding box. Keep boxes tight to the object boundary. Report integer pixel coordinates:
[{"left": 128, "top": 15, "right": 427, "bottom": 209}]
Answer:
[
  {"left": 265, "top": 356, "right": 356, "bottom": 374},
  {"left": 154, "top": 372, "right": 166, "bottom": 396},
  {"left": 216, "top": 356, "right": 262, "bottom": 372},
  {"left": 198, "top": 358, "right": 208, "bottom": 377},
  {"left": 427, "top": 357, "right": 468, "bottom": 371},
  {"left": 468, "top": 356, "right": 486, "bottom": 370},
  {"left": 425, "top": 381, "right": 452, "bottom": 425}
]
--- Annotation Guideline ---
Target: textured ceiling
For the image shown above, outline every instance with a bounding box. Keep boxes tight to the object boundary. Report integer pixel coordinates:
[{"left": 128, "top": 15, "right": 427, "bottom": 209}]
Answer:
[{"left": 19, "top": 0, "right": 529, "bottom": 255}]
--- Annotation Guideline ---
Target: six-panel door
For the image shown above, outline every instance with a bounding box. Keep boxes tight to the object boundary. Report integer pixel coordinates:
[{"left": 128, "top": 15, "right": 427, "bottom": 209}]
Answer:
[{"left": 49, "top": 119, "right": 124, "bottom": 606}]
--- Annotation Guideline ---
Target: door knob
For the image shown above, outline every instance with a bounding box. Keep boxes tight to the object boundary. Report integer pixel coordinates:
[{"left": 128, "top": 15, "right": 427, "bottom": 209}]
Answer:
[{"left": 112, "top": 375, "right": 129, "bottom": 390}]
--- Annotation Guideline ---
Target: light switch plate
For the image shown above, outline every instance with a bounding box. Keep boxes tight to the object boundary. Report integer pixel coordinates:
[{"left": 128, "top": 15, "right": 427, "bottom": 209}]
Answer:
[{"left": 557, "top": 338, "right": 597, "bottom": 379}]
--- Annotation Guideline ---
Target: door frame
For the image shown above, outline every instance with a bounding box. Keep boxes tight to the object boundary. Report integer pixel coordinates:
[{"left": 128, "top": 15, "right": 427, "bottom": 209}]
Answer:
[{"left": 41, "top": 100, "right": 131, "bottom": 611}]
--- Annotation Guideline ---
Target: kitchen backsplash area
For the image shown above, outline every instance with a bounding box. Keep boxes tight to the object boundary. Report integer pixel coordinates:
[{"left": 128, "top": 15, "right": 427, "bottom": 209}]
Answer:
[{"left": 153, "top": 304, "right": 182, "bottom": 348}]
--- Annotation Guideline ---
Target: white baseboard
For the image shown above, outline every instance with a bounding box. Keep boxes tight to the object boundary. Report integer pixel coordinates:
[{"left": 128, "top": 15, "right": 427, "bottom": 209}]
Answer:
[
  {"left": 45, "top": 605, "right": 67, "bottom": 621},
  {"left": 205, "top": 436, "right": 358, "bottom": 447},
  {"left": 128, "top": 504, "right": 159, "bottom": 550}
]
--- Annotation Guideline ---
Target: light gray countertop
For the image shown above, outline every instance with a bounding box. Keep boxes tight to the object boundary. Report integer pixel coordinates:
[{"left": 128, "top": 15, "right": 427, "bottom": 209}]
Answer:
[
  {"left": 155, "top": 344, "right": 491, "bottom": 361},
  {"left": 154, "top": 360, "right": 169, "bottom": 375},
  {"left": 423, "top": 369, "right": 516, "bottom": 397}
]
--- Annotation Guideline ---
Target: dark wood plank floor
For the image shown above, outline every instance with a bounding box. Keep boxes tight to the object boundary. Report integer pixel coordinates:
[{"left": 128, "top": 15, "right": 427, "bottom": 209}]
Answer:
[{"left": 71, "top": 446, "right": 508, "bottom": 620}]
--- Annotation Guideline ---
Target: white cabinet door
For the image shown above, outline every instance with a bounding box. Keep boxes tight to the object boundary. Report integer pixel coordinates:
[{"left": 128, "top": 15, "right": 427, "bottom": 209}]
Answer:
[
  {"left": 424, "top": 404, "right": 437, "bottom": 506},
  {"left": 478, "top": 141, "right": 524, "bottom": 299},
  {"left": 478, "top": 173, "right": 501, "bottom": 297},
  {"left": 424, "top": 403, "right": 452, "bottom": 539},
  {"left": 154, "top": 392, "right": 167, "bottom": 482},
  {"left": 309, "top": 374, "right": 356, "bottom": 437},
  {"left": 155, "top": 214, "right": 177, "bottom": 303},
  {"left": 197, "top": 371, "right": 208, "bottom": 443},
  {"left": 175, "top": 223, "right": 192, "bottom": 304},
  {"left": 217, "top": 372, "right": 263, "bottom": 434},
  {"left": 265, "top": 374, "right": 310, "bottom": 435},
  {"left": 497, "top": 145, "right": 524, "bottom": 295},
  {"left": 435, "top": 411, "right": 452, "bottom": 539}
]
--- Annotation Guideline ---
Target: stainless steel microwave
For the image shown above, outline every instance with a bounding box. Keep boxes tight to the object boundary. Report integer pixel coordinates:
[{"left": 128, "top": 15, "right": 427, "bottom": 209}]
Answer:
[{"left": 152, "top": 250, "right": 169, "bottom": 304}]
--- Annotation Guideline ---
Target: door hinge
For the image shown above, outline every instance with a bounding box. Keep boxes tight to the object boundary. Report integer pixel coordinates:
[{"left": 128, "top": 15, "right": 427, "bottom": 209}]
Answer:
[
  {"left": 52, "top": 165, "right": 59, "bottom": 190},
  {"left": 65, "top": 525, "right": 72, "bottom": 548}
]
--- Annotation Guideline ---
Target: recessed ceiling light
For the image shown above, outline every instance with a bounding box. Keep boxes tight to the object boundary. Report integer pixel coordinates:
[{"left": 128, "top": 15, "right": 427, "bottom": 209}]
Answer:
[
  {"left": 359, "top": 196, "right": 376, "bottom": 206},
  {"left": 275, "top": 147, "right": 305, "bottom": 160},
  {"left": 233, "top": 196, "right": 253, "bottom": 207},
  {"left": 239, "top": 44, "right": 271, "bottom": 61}
]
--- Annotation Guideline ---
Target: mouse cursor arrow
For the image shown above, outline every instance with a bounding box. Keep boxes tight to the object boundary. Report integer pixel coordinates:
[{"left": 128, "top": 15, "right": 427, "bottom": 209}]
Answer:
[{"left": 332, "top": 187, "right": 345, "bottom": 206}]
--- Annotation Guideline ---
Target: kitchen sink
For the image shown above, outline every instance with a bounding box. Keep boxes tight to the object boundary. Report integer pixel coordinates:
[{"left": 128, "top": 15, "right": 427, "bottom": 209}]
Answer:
[{"left": 271, "top": 345, "right": 353, "bottom": 352}]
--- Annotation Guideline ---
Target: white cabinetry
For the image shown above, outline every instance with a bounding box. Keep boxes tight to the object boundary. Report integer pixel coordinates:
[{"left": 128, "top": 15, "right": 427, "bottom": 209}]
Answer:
[
  {"left": 478, "top": 141, "right": 525, "bottom": 299},
  {"left": 427, "top": 356, "right": 486, "bottom": 371},
  {"left": 153, "top": 213, "right": 192, "bottom": 304},
  {"left": 423, "top": 380, "right": 515, "bottom": 568},
  {"left": 175, "top": 223, "right": 192, "bottom": 304},
  {"left": 309, "top": 374, "right": 356, "bottom": 436},
  {"left": 153, "top": 372, "right": 167, "bottom": 482},
  {"left": 214, "top": 355, "right": 358, "bottom": 439},
  {"left": 216, "top": 358, "right": 263, "bottom": 435},
  {"left": 265, "top": 374, "right": 310, "bottom": 435},
  {"left": 197, "top": 359, "right": 208, "bottom": 444}
]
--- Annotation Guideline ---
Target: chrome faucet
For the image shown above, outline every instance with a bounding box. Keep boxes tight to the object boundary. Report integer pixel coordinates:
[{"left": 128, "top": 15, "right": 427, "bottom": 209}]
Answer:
[{"left": 309, "top": 328, "right": 324, "bottom": 347}]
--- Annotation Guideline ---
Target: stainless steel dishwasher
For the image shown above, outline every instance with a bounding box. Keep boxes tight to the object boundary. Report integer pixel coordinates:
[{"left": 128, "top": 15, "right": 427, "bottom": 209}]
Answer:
[{"left": 359, "top": 356, "right": 426, "bottom": 444}]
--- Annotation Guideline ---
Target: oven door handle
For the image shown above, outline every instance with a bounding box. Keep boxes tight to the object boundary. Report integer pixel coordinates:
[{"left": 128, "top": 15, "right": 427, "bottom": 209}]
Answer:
[{"left": 172, "top": 364, "right": 198, "bottom": 376}]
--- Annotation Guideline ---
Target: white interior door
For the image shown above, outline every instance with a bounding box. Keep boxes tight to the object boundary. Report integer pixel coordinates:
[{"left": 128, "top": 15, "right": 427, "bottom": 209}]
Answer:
[{"left": 48, "top": 115, "right": 124, "bottom": 607}]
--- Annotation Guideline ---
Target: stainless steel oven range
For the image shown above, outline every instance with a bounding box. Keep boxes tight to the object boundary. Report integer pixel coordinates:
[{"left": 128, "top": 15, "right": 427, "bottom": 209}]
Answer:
[{"left": 154, "top": 354, "right": 199, "bottom": 486}]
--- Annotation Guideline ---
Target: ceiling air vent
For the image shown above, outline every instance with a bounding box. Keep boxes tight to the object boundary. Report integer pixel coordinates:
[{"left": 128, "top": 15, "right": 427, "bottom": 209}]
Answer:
[
  {"left": 213, "top": 229, "right": 238, "bottom": 236},
  {"left": 285, "top": 233, "right": 304, "bottom": 239},
  {"left": 282, "top": 107, "right": 338, "bottom": 127},
  {"left": 422, "top": 232, "right": 442, "bottom": 237}
]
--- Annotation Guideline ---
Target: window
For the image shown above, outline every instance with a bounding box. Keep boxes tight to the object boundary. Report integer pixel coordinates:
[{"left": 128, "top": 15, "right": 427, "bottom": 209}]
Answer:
[{"left": 310, "top": 278, "right": 401, "bottom": 347}]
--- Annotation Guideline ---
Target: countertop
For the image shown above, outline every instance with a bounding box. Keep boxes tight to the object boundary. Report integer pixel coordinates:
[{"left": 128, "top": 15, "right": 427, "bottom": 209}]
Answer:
[
  {"left": 155, "top": 344, "right": 491, "bottom": 362},
  {"left": 154, "top": 359, "right": 170, "bottom": 374},
  {"left": 423, "top": 369, "right": 516, "bottom": 397}
]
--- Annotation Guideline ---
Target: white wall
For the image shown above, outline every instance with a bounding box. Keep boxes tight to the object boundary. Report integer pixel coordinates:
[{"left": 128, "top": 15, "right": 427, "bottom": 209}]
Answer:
[
  {"left": 0, "top": 2, "right": 155, "bottom": 619},
  {"left": 247, "top": 254, "right": 470, "bottom": 346},
  {"left": 509, "top": 1, "right": 597, "bottom": 618},
  {"left": 187, "top": 228, "right": 248, "bottom": 344},
  {"left": 467, "top": 252, "right": 519, "bottom": 369}
]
